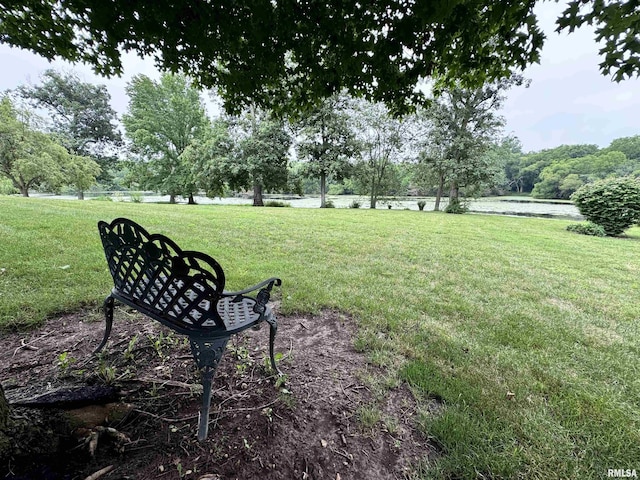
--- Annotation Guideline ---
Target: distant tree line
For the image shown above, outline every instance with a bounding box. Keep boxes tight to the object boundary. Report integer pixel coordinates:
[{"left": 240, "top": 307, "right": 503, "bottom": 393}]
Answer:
[
  {"left": 1, "top": 69, "right": 639, "bottom": 207},
  {"left": 503, "top": 136, "right": 640, "bottom": 199}
]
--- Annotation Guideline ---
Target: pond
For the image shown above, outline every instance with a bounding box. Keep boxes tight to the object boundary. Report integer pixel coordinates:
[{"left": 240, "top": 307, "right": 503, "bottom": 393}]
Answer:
[{"left": 33, "top": 193, "right": 583, "bottom": 220}]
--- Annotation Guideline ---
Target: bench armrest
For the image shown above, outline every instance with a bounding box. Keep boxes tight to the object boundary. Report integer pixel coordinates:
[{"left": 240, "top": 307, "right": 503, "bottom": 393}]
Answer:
[
  {"left": 222, "top": 277, "right": 281, "bottom": 316},
  {"left": 222, "top": 277, "right": 282, "bottom": 298}
]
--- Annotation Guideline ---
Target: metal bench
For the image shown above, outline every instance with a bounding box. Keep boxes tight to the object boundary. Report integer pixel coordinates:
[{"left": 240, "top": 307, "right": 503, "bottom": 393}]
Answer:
[{"left": 95, "top": 217, "right": 282, "bottom": 441}]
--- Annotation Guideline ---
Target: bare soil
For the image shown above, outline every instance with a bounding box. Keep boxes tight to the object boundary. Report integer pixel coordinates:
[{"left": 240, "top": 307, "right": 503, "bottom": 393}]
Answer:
[{"left": 0, "top": 306, "right": 438, "bottom": 480}]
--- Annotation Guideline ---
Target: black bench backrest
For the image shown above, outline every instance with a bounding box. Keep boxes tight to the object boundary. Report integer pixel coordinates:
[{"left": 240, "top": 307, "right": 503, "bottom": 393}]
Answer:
[{"left": 98, "top": 218, "right": 227, "bottom": 334}]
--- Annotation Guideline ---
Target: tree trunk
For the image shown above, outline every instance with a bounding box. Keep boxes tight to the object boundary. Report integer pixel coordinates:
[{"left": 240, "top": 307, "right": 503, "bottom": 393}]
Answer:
[
  {"left": 370, "top": 173, "right": 377, "bottom": 209},
  {"left": 253, "top": 183, "right": 264, "bottom": 206},
  {"left": 320, "top": 173, "right": 326, "bottom": 208},
  {"left": 188, "top": 193, "right": 196, "bottom": 205},
  {"left": 20, "top": 186, "right": 29, "bottom": 197},
  {"left": 169, "top": 195, "right": 176, "bottom": 204},
  {"left": 0, "top": 384, "right": 10, "bottom": 459},
  {"left": 434, "top": 172, "right": 444, "bottom": 211},
  {"left": 449, "top": 182, "right": 459, "bottom": 203},
  {"left": 447, "top": 182, "right": 461, "bottom": 212},
  {"left": 0, "top": 383, "right": 126, "bottom": 465},
  {"left": 77, "top": 190, "right": 84, "bottom": 200}
]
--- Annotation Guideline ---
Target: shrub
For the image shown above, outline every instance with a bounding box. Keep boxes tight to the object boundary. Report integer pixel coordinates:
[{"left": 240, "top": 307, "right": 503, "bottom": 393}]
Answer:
[
  {"left": 566, "top": 222, "right": 606, "bottom": 237},
  {"left": 444, "top": 200, "right": 468, "bottom": 214},
  {"left": 0, "top": 178, "right": 17, "bottom": 195},
  {"left": 417, "top": 200, "right": 426, "bottom": 211},
  {"left": 129, "top": 192, "right": 144, "bottom": 203},
  {"left": 264, "top": 200, "right": 291, "bottom": 207},
  {"left": 322, "top": 200, "right": 335, "bottom": 208},
  {"left": 349, "top": 200, "right": 361, "bottom": 209},
  {"left": 570, "top": 176, "right": 640, "bottom": 236},
  {"left": 90, "top": 195, "right": 113, "bottom": 202}
]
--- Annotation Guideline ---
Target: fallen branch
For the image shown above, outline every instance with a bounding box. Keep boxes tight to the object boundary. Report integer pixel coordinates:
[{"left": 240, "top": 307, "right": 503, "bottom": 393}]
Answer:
[
  {"left": 133, "top": 409, "right": 196, "bottom": 423},
  {"left": 84, "top": 465, "right": 114, "bottom": 480},
  {"left": 11, "top": 332, "right": 53, "bottom": 357},
  {"left": 330, "top": 447, "right": 353, "bottom": 462},
  {"left": 132, "top": 377, "right": 203, "bottom": 392},
  {"left": 216, "top": 399, "right": 279, "bottom": 415},
  {"left": 135, "top": 398, "right": 281, "bottom": 426}
]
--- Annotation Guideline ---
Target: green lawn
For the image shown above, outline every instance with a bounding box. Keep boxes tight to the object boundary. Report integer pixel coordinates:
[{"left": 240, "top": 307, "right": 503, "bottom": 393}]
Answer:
[{"left": 1, "top": 197, "right": 639, "bottom": 479}]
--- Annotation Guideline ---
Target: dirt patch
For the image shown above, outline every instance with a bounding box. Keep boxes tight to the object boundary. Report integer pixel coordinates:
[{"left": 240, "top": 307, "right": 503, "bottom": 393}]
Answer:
[{"left": 0, "top": 306, "right": 437, "bottom": 479}]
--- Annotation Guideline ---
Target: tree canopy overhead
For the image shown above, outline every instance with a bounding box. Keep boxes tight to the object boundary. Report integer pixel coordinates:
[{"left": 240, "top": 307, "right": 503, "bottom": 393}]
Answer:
[
  {"left": 0, "top": 0, "right": 549, "bottom": 114},
  {"left": 3, "top": 1, "right": 637, "bottom": 114}
]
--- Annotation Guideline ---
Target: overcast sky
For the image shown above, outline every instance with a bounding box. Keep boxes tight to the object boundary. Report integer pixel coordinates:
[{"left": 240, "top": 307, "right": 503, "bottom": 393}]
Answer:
[{"left": 0, "top": 2, "right": 638, "bottom": 154}]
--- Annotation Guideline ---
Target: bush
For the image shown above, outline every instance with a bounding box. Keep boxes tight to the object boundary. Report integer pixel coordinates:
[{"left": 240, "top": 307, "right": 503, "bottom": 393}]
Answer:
[
  {"left": 0, "top": 178, "right": 17, "bottom": 195},
  {"left": 264, "top": 200, "right": 291, "bottom": 207},
  {"left": 322, "top": 200, "right": 335, "bottom": 208},
  {"left": 129, "top": 192, "right": 144, "bottom": 203},
  {"left": 417, "top": 200, "right": 426, "bottom": 211},
  {"left": 90, "top": 195, "right": 113, "bottom": 202},
  {"left": 566, "top": 222, "right": 606, "bottom": 237},
  {"left": 349, "top": 200, "right": 361, "bottom": 209},
  {"left": 444, "top": 200, "right": 468, "bottom": 214},
  {"left": 570, "top": 176, "right": 640, "bottom": 236}
]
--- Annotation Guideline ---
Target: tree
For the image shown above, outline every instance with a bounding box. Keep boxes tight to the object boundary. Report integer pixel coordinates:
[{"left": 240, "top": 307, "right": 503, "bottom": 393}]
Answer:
[
  {"left": 511, "top": 144, "right": 600, "bottom": 195},
  {"left": 416, "top": 77, "right": 522, "bottom": 211},
  {"left": 17, "top": 70, "right": 120, "bottom": 198},
  {"left": 0, "top": 1, "right": 536, "bottom": 115},
  {"left": 0, "top": 96, "right": 96, "bottom": 197},
  {"left": 411, "top": 111, "right": 449, "bottom": 211},
  {"left": 2, "top": 1, "right": 638, "bottom": 115},
  {"left": 604, "top": 135, "right": 640, "bottom": 162},
  {"left": 179, "top": 120, "right": 232, "bottom": 199},
  {"left": 122, "top": 73, "right": 209, "bottom": 204},
  {"left": 498, "top": 136, "right": 526, "bottom": 193},
  {"left": 61, "top": 154, "right": 102, "bottom": 196},
  {"left": 222, "top": 107, "right": 291, "bottom": 206},
  {"left": 351, "top": 100, "right": 407, "bottom": 208},
  {"left": 296, "top": 96, "right": 359, "bottom": 208},
  {"left": 531, "top": 150, "right": 633, "bottom": 199}
]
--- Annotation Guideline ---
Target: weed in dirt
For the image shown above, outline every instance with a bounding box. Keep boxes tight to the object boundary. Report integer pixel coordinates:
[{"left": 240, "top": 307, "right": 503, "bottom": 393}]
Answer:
[
  {"left": 145, "top": 330, "right": 181, "bottom": 359},
  {"left": 97, "top": 361, "right": 117, "bottom": 384},
  {"left": 382, "top": 416, "right": 399, "bottom": 435},
  {"left": 274, "top": 374, "right": 287, "bottom": 389},
  {"left": 261, "top": 351, "right": 285, "bottom": 374},
  {"left": 277, "top": 386, "right": 295, "bottom": 409},
  {"left": 174, "top": 459, "right": 192, "bottom": 479},
  {"left": 56, "top": 350, "right": 75, "bottom": 373},
  {"left": 357, "top": 403, "right": 382, "bottom": 431},
  {"left": 123, "top": 334, "right": 139, "bottom": 361}
]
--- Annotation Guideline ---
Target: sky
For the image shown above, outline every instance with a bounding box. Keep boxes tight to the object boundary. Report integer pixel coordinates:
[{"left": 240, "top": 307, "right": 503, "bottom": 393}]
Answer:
[{"left": 0, "top": 2, "right": 638, "bottom": 154}]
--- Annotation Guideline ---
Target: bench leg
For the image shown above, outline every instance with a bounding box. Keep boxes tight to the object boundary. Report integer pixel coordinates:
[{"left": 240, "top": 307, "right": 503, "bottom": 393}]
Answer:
[
  {"left": 266, "top": 316, "right": 283, "bottom": 376},
  {"left": 93, "top": 295, "right": 114, "bottom": 354},
  {"left": 189, "top": 337, "right": 229, "bottom": 442}
]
